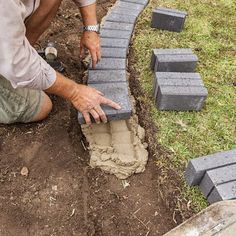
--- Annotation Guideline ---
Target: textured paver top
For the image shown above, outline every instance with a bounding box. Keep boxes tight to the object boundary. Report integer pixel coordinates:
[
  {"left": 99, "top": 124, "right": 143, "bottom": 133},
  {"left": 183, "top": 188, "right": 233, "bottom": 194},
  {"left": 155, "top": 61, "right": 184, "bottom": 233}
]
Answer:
[{"left": 90, "top": 58, "right": 126, "bottom": 70}]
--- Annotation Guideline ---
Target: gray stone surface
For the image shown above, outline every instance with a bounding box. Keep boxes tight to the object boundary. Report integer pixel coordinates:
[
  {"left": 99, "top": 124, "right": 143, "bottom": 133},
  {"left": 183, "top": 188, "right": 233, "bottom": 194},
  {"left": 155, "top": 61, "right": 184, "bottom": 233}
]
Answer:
[
  {"left": 153, "top": 72, "right": 203, "bottom": 98},
  {"left": 90, "top": 58, "right": 126, "bottom": 70},
  {"left": 208, "top": 181, "right": 236, "bottom": 204},
  {"left": 120, "top": 0, "right": 148, "bottom": 5},
  {"left": 106, "top": 13, "right": 137, "bottom": 24},
  {"left": 101, "top": 47, "right": 127, "bottom": 58},
  {"left": 78, "top": 82, "right": 132, "bottom": 124},
  {"left": 88, "top": 70, "right": 127, "bottom": 84},
  {"left": 117, "top": 1, "right": 144, "bottom": 11},
  {"left": 150, "top": 48, "right": 193, "bottom": 70},
  {"left": 102, "top": 21, "right": 134, "bottom": 31},
  {"left": 156, "top": 86, "right": 208, "bottom": 111},
  {"left": 157, "top": 7, "right": 187, "bottom": 15},
  {"left": 101, "top": 38, "right": 130, "bottom": 49},
  {"left": 154, "top": 54, "right": 198, "bottom": 72},
  {"left": 111, "top": 7, "right": 141, "bottom": 16},
  {"left": 151, "top": 8, "right": 187, "bottom": 32},
  {"left": 100, "top": 29, "right": 132, "bottom": 39},
  {"left": 185, "top": 149, "right": 236, "bottom": 186},
  {"left": 200, "top": 164, "right": 236, "bottom": 197}
]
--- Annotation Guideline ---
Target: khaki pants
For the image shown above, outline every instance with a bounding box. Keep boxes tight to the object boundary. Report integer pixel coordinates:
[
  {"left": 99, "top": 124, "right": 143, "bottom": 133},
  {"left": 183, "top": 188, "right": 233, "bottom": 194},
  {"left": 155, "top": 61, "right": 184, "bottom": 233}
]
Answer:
[{"left": 0, "top": 75, "right": 44, "bottom": 124}]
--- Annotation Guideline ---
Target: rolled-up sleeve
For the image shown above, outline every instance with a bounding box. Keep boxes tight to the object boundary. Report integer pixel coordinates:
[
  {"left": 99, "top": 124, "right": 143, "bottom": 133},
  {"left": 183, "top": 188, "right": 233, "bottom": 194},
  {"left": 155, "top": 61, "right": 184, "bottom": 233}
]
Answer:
[
  {"left": 0, "top": 0, "right": 56, "bottom": 90},
  {"left": 73, "top": 0, "right": 96, "bottom": 7}
]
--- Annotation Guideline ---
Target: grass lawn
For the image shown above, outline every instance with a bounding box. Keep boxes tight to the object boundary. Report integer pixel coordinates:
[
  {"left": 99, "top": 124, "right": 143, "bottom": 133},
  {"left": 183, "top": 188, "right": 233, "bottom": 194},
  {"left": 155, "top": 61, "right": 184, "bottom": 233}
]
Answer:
[{"left": 132, "top": 0, "right": 236, "bottom": 211}]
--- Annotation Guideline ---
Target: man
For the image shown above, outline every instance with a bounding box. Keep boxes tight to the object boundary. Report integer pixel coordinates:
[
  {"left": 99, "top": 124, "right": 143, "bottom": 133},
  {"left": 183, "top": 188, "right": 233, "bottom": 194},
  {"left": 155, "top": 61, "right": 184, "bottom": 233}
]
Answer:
[{"left": 0, "top": 0, "right": 121, "bottom": 125}]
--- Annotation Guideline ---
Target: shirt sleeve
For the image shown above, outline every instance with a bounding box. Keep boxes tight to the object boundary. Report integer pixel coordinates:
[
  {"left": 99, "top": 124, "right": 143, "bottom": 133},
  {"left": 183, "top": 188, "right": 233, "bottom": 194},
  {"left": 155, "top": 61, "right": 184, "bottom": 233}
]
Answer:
[
  {"left": 0, "top": 0, "right": 56, "bottom": 90},
  {"left": 73, "top": 0, "right": 96, "bottom": 7}
]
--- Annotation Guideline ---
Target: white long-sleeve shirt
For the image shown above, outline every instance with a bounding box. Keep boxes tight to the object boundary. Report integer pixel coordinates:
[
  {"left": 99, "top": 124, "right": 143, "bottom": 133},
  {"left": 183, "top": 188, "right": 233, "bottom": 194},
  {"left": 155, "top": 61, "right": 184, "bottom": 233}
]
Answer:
[{"left": 0, "top": 0, "right": 95, "bottom": 90}]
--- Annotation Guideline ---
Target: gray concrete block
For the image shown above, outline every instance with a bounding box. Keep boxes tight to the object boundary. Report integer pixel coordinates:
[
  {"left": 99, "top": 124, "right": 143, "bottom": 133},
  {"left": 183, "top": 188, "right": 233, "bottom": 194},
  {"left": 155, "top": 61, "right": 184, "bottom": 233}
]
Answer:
[
  {"left": 117, "top": 1, "right": 145, "bottom": 11},
  {"left": 102, "top": 21, "right": 134, "bottom": 32},
  {"left": 106, "top": 13, "right": 137, "bottom": 24},
  {"left": 153, "top": 72, "right": 203, "bottom": 99},
  {"left": 207, "top": 181, "right": 236, "bottom": 204},
  {"left": 150, "top": 48, "right": 193, "bottom": 70},
  {"left": 200, "top": 164, "right": 236, "bottom": 197},
  {"left": 156, "top": 86, "right": 208, "bottom": 111},
  {"left": 100, "top": 29, "right": 132, "bottom": 40},
  {"left": 185, "top": 149, "right": 236, "bottom": 186},
  {"left": 78, "top": 82, "right": 132, "bottom": 124},
  {"left": 90, "top": 58, "right": 126, "bottom": 70},
  {"left": 101, "top": 47, "right": 127, "bottom": 58},
  {"left": 101, "top": 38, "right": 130, "bottom": 49},
  {"left": 151, "top": 7, "right": 187, "bottom": 32},
  {"left": 111, "top": 7, "right": 141, "bottom": 17},
  {"left": 120, "top": 0, "right": 148, "bottom": 5},
  {"left": 154, "top": 54, "right": 198, "bottom": 72},
  {"left": 88, "top": 70, "right": 127, "bottom": 84}
]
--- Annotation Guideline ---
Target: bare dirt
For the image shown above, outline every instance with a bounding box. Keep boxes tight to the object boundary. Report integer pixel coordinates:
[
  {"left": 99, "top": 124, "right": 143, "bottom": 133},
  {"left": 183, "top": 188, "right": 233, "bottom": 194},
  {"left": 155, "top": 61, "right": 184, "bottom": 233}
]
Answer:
[{"left": 0, "top": 0, "right": 193, "bottom": 235}]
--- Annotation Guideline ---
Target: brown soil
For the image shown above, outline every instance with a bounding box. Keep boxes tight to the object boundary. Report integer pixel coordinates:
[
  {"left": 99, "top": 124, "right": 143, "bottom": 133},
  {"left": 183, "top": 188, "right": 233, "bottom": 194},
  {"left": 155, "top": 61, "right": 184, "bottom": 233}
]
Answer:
[{"left": 0, "top": 1, "right": 193, "bottom": 235}]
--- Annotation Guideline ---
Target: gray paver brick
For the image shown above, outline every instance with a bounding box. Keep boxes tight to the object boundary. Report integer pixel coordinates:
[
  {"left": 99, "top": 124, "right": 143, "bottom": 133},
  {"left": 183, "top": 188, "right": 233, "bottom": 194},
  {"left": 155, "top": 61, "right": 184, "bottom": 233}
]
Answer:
[
  {"left": 101, "top": 47, "right": 127, "bottom": 58},
  {"left": 78, "top": 82, "right": 132, "bottom": 124},
  {"left": 101, "top": 38, "right": 130, "bottom": 49},
  {"left": 88, "top": 70, "right": 127, "bottom": 84},
  {"left": 200, "top": 164, "right": 236, "bottom": 197},
  {"left": 90, "top": 58, "right": 126, "bottom": 70},
  {"left": 207, "top": 181, "right": 236, "bottom": 204},
  {"left": 106, "top": 13, "right": 137, "bottom": 24},
  {"left": 100, "top": 29, "right": 132, "bottom": 39},
  {"left": 111, "top": 7, "right": 141, "bottom": 16},
  {"left": 117, "top": 1, "right": 144, "bottom": 11},
  {"left": 153, "top": 72, "right": 203, "bottom": 98},
  {"left": 156, "top": 86, "right": 208, "bottom": 111},
  {"left": 151, "top": 8, "right": 187, "bottom": 32},
  {"left": 120, "top": 0, "right": 148, "bottom": 5},
  {"left": 185, "top": 149, "right": 236, "bottom": 186},
  {"left": 154, "top": 54, "right": 198, "bottom": 72},
  {"left": 150, "top": 48, "right": 193, "bottom": 70},
  {"left": 102, "top": 21, "right": 134, "bottom": 31}
]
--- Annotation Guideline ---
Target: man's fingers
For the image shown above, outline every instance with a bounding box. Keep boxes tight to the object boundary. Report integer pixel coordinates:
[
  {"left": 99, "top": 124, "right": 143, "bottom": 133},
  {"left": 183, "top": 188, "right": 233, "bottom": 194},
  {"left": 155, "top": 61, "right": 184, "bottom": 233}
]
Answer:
[
  {"left": 97, "top": 47, "right": 101, "bottom": 62},
  {"left": 90, "top": 50, "right": 98, "bottom": 69},
  {"left": 90, "top": 109, "right": 101, "bottom": 124},
  {"left": 94, "top": 105, "right": 107, "bottom": 123},
  {"left": 82, "top": 112, "right": 91, "bottom": 125},
  {"left": 101, "top": 97, "right": 122, "bottom": 110}
]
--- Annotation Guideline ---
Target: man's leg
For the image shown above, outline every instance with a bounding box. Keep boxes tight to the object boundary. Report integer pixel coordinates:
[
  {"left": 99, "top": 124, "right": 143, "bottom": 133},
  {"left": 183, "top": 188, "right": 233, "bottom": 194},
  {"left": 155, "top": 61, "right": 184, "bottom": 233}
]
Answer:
[{"left": 24, "top": 0, "right": 62, "bottom": 121}]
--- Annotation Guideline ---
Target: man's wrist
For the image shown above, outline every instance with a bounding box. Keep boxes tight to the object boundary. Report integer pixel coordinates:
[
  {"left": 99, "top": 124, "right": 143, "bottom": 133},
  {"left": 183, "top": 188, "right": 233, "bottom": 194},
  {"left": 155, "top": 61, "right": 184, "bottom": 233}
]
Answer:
[{"left": 83, "top": 24, "right": 100, "bottom": 34}]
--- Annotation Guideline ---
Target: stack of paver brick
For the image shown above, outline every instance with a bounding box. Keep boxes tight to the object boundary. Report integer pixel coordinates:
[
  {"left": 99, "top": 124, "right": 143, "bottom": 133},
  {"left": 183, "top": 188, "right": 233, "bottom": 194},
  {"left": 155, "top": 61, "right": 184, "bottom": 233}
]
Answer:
[
  {"left": 78, "top": 0, "right": 148, "bottom": 124},
  {"left": 185, "top": 149, "right": 236, "bottom": 204},
  {"left": 151, "top": 48, "right": 208, "bottom": 111}
]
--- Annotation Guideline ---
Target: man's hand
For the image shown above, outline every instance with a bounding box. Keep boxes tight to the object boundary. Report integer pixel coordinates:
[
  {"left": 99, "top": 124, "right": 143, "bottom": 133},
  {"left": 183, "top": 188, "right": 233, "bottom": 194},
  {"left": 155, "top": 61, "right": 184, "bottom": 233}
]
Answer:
[
  {"left": 70, "top": 84, "right": 121, "bottom": 124},
  {"left": 80, "top": 31, "right": 101, "bottom": 68},
  {"left": 45, "top": 72, "right": 121, "bottom": 125}
]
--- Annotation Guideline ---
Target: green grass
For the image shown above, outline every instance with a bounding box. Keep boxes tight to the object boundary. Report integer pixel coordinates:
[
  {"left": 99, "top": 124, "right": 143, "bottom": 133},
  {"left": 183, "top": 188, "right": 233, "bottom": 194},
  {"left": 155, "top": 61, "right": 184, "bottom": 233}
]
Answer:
[{"left": 133, "top": 0, "right": 236, "bottom": 212}]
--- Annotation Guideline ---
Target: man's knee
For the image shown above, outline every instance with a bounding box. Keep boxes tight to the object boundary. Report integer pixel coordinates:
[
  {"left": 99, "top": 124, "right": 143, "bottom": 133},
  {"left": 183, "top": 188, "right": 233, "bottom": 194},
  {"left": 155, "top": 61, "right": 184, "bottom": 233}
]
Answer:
[{"left": 32, "top": 94, "right": 53, "bottom": 122}]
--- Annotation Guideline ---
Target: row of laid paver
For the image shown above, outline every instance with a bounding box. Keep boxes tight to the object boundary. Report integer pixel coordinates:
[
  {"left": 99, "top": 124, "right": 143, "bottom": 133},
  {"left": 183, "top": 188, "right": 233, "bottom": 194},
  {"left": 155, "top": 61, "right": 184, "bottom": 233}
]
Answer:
[
  {"left": 78, "top": 0, "right": 149, "bottom": 124},
  {"left": 185, "top": 149, "right": 236, "bottom": 204},
  {"left": 151, "top": 48, "right": 208, "bottom": 111}
]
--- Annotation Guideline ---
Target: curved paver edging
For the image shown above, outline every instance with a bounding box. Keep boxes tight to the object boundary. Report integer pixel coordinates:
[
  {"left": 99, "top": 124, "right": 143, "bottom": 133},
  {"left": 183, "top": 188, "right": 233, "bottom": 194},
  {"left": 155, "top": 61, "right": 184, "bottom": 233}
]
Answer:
[{"left": 78, "top": 0, "right": 149, "bottom": 124}]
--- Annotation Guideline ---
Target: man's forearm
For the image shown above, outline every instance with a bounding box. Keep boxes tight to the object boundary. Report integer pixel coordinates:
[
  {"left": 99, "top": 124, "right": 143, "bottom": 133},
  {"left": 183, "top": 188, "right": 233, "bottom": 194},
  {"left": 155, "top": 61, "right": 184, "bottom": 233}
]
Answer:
[{"left": 79, "top": 3, "right": 97, "bottom": 25}]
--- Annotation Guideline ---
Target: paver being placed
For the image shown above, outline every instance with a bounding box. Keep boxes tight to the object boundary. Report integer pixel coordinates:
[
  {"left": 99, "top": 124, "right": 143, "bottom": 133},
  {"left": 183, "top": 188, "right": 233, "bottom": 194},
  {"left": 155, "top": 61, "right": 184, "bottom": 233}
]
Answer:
[
  {"left": 100, "top": 29, "right": 132, "bottom": 39},
  {"left": 156, "top": 86, "right": 208, "bottom": 111},
  {"left": 154, "top": 54, "right": 198, "bottom": 72},
  {"left": 117, "top": 1, "right": 145, "bottom": 11},
  {"left": 78, "top": 82, "right": 132, "bottom": 124},
  {"left": 101, "top": 47, "right": 127, "bottom": 58},
  {"left": 90, "top": 58, "right": 126, "bottom": 70},
  {"left": 208, "top": 181, "right": 236, "bottom": 204},
  {"left": 120, "top": 0, "right": 148, "bottom": 5},
  {"left": 111, "top": 7, "right": 141, "bottom": 16},
  {"left": 106, "top": 13, "right": 137, "bottom": 24},
  {"left": 200, "top": 164, "right": 236, "bottom": 197},
  {"left": 153, "top": 72, "right": 203, "bottom": 98},
  {"left": 185, "top": 149, "right": 236, "bottom": 186},
  {"left": 102, "top": 21, "right": 134, "bottom": 31},
  {"left": 150, "top": 48, "right": 193, "bottom": 70},
  {"left": 88, "top": 70, "right": 127, "bottom": 84},
  {"left": 151, "top": 7, "right": 187, "bottom": 32},
  {"left": 101, "top": 38, "right": 130, "bottom": 49}
]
